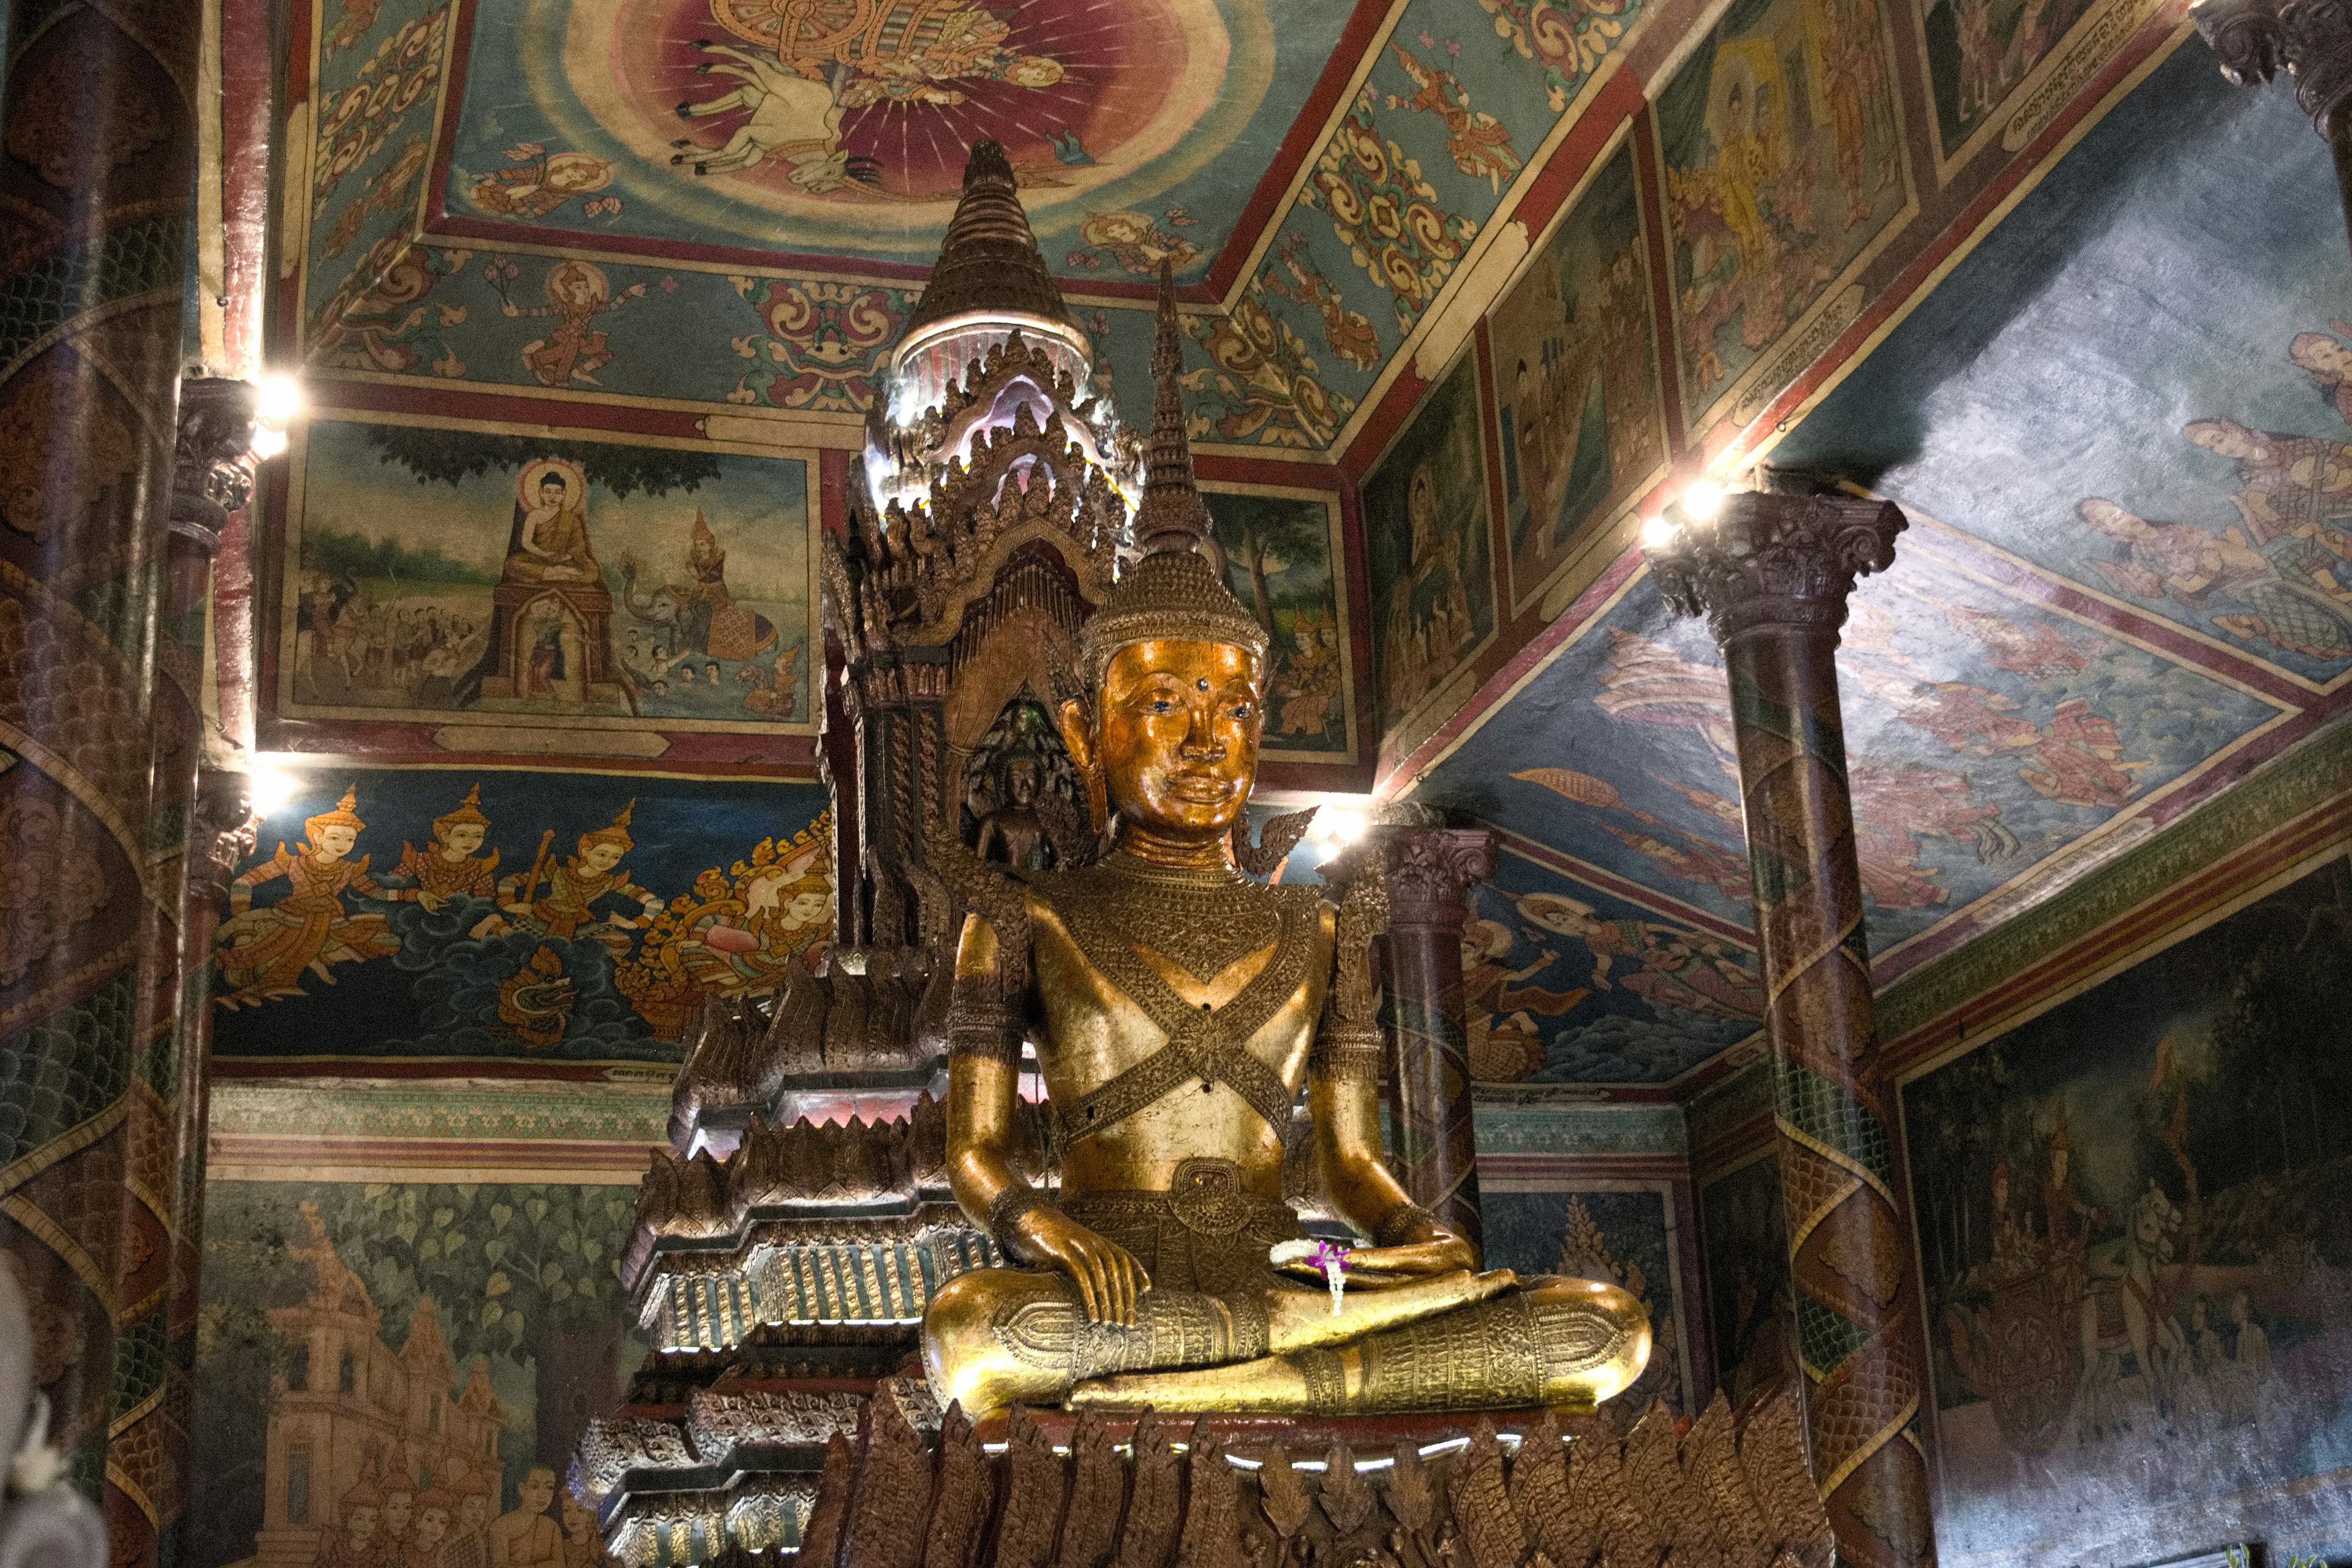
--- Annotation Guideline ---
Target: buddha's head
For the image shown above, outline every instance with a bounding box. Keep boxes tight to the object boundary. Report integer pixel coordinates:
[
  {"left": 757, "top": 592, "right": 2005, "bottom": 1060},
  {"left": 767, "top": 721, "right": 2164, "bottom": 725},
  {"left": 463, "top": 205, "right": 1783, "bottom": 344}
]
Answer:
[{"left": 1060, "top": 260, "right": 1269, "bottom": 849}]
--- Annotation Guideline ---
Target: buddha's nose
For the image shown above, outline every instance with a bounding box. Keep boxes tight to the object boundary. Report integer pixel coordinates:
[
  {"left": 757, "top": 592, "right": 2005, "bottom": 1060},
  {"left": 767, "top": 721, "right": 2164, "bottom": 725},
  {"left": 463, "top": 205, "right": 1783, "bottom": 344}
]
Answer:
[{"left": 1180, "top": 704, "right": 1225, "bottom": 760}]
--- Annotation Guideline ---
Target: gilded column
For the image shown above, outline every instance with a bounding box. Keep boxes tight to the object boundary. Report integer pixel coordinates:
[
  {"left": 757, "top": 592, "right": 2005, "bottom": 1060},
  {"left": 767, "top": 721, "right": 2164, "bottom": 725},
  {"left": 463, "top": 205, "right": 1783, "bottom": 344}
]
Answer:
[
  {"left": 1371, "top": 821, "right": 1494, "bottom": 1259},
  {"left": 1644, "top": 485, "right": 1933, "bottom": 1568},
  {"left": 0, "top": 0, "right": 206, "bottom": 1552},
  {"left": 2193, "top": 0, "right": 2352, "bottom": 255}
]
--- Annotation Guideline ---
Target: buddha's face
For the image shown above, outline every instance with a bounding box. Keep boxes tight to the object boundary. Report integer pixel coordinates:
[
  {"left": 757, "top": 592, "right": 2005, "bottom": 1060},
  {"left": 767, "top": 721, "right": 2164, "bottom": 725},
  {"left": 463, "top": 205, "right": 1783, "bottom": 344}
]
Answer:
[{"left": 1062, "top": 639, "right": 1264, "bottom": 842}]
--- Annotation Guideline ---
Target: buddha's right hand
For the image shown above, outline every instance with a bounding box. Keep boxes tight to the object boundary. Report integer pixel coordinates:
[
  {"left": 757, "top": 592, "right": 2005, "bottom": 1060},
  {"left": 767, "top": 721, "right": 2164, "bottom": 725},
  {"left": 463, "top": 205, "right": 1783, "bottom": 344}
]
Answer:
[{"left": 1009, "top": 1207, "right": 1150, "bottom": 1327}]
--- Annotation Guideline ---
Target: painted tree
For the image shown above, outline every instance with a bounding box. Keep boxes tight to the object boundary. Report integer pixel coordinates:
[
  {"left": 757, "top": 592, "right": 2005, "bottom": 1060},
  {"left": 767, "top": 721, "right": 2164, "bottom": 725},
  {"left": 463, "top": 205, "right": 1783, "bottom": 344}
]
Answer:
[{"left": 1207, "top": 496, "right": 1329, "bottom": 635}]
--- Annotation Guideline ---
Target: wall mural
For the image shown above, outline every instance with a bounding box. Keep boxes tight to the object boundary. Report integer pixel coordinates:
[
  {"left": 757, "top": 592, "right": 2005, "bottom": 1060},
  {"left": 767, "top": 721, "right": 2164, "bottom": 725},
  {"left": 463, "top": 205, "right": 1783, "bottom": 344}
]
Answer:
[
  {"left": 279, "top": 416, "right": 815, "bottom": 733},
  {"left": 211, "top": 769, "right": 831, "bottom": 1060},
  {"left": 1488, "top": 137, "right": 1668, "bottom": 612},
  {"left": 1779, "top": 54, "right": 2352, "bottom": 690},
  {"left": 1697, "top": 1153, "right": 1797, "bottom": 1406},
  {"left": 1902, "top": 851, "right": 2352, "bottom": 1564},
  {"left": 1417, "top": 557, "right": 2278, "bottom": 956},
  {"left": 194, "top": 1177, "right": 641, "bottom": 1567},
  {"left": 1203, "top": 486, "right": 1355, "bottom": 761},
  {"left": 1483, "top": 1185, "right": 1691, "bottom": 1419},
  {"left": 1363, "top": 353, "right": 1499, "bottom": 733},
  {"left": 1461, "top": 848, "right": 1762, "bottom": 1084},
  {"left": 1656, "top": 0, "right": 1912, "bottom": 435}
]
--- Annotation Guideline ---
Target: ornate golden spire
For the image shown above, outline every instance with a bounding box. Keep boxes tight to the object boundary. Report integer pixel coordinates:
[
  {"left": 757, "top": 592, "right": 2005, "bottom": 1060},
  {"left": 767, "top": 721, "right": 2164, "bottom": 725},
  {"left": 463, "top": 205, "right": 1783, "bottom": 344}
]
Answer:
[
  {"left": 904, "top": 140, "right": 1071, "bottom": 336},
  {"left": 1131, "top": 258, "right": 1212, "bottom": 556},
  {"left": 1078, "top": 261, "right": 1267, "bottom": 684}
]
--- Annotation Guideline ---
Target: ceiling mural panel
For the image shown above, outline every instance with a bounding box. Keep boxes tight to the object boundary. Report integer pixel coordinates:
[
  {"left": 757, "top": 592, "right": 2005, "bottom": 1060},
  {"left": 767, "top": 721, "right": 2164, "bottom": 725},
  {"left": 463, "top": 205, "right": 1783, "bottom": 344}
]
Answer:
[
  {"left": 1488, "top": 133, "right": 1668, "bottom": 614},
  {"left": 1776, "top": 51, "right": 2352, "bottom": 692},
  {"left": 446, "top": 0, "right": 1346, "bottom": 281},
  {"left": 212, "top": 767, "right": 832, "bottom": 1063},
  {"left": 1466, "top": 845, "right": 1763, "bottom": 1085},
  {"left": 1204, "top": 486, "right": 1360, "bottom": 763},
  {"left": 1414, "top": 554, "right": 2283, "bottom": 960},
  {"left": 1656, "top": 0, "right": 1916, "bottom": 437},
  {"left": 278, "top": 413, "right": 817, "bottom": 734},
  {"left": 1363, "top": 352, "right": 1501, "bottom": 740}
]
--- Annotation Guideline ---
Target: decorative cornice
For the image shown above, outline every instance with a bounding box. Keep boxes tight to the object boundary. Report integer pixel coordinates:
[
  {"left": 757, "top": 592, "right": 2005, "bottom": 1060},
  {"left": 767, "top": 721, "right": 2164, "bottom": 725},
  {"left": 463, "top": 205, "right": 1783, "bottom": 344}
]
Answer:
[
  {"left": 168, "top": 378, "right": 258, "bottom": 556},
  {"left": 1643, "top": 485, "right": 1906, "bottom": 644},
  {"left": 2193, "top": 0, "right": 2352, "bottom": 134}
]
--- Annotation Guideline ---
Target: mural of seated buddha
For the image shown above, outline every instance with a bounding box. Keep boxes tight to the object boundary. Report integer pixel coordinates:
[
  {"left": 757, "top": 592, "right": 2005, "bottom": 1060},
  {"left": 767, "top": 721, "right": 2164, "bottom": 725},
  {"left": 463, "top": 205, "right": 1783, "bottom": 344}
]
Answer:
[{"left": 919, "top": 277, "right": 1652, "bottom": 1420}]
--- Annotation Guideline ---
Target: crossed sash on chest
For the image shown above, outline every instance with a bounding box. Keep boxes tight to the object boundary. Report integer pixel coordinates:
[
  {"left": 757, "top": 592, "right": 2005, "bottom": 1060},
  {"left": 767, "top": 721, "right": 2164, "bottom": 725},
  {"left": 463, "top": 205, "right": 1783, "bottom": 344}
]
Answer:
[{"left": 1035, "top": 880, "right": 1319, "bottom": 1153}]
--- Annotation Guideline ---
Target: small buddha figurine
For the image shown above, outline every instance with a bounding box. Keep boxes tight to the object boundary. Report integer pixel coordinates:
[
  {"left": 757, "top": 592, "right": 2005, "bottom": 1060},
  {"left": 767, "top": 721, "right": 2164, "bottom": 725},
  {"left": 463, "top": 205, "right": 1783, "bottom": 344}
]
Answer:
[
  {"left": 921, "top": 266, "right": 1650, "bottom": 1419},
  {"left": 974, "top": 752, "right": 1052, "bottom": 872}
]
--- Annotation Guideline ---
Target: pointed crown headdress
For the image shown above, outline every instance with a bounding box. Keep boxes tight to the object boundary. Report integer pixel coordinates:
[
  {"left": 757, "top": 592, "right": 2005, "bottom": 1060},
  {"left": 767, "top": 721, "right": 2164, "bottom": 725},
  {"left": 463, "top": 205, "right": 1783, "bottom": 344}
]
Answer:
[
  {"left": 1077, "top": 260, "right": 1269, "bottom": 687},
  {"left": 433, "top": 783, "right": 490, "bottom": 835},
  {"left": 306, "top": 785, "right": 364, "bottom": 837},
  {"left": 579, "top": 799, "right": 635, "bottom": 852}
]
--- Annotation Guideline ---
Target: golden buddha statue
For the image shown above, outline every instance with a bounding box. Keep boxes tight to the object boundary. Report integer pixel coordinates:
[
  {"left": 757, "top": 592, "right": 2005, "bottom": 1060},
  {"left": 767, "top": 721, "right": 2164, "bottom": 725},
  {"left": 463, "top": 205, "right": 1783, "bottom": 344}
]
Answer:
[{"left": 919, "top": 270, "right": 1650, "bottom": 1420}]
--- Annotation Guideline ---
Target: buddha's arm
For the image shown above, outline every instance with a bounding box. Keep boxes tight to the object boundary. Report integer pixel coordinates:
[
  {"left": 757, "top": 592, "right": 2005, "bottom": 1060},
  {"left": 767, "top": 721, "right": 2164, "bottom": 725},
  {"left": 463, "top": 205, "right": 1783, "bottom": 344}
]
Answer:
[{"left": 943, "top": 911, "right": 1147, "bottom": 1325}]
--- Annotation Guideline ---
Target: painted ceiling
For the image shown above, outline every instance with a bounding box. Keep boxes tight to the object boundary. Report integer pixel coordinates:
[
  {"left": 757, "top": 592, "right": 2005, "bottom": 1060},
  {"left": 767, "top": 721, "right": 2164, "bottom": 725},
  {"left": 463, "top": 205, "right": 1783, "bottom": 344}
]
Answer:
[
  {"left": 271, "top": 0, "right": 2350, "bottom": 1097},
  {"left": 1406, "top": 45, "right": 2352, "bottom": 1090}
]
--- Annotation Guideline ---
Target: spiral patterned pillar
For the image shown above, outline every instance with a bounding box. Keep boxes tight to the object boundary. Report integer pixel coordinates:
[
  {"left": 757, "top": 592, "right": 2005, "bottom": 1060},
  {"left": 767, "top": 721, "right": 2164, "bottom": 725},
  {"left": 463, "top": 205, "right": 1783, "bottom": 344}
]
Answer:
[
  {"left": 0, "top": 0, "right": 218, "bottom": 1553},
  {"left": 1645, "top": 487, "right": 1934, "bottom": 1568},
  {"left": 1372, "top": 823, "right": 1496, "bottom": 1260}
]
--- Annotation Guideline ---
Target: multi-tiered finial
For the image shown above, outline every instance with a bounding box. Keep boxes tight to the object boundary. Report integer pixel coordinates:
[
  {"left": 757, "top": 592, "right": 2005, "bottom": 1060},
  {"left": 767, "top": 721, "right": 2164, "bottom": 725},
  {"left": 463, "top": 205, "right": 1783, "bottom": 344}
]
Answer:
[
  {"left": 1131, "top": 258, "right": 1214, "bottom": 557},
  {"left": 1076, "top": 260, "right": 1268, "bottom": 684},
  {"left": 902, "top": 140, "right": 1072, "bottom": 337}
]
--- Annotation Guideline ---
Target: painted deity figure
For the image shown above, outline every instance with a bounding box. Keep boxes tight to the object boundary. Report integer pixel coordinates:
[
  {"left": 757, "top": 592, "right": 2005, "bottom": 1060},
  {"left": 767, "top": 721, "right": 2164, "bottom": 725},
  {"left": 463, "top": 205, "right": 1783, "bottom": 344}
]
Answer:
[
  {"left": 388, "top": 783, "right": 502, "bottom": 914},
  {"left": 216, "top": 787, "right": 399, "bottom": 1006},
  {"left": 505, "top": 261, "right": 645, "bottom": 389},
  {"left": 317, "top": 1475, "right": 384, "bottom": 1568},
  {"left": 2079, "top": 495, "right": 2352, "bottom": 660},
  {"left": 920, "top": 277, "right": 1650, "bottom": 1420},
  {"left": 497, "top": 803, "right": 662, "bottom": 951},
  {"left": 505, "top": 465, "right": 600, "bottom": 585},
  {"left": 679, "top": 843, "right": 833, "bottom": 991},
  {"left": 443, "top": 1480, "right": 494, "bottom": 1568},
  {"left": 408, "top": 1488, "right": 456, "bottom": 1568},
  {"left": 485, "top": 1466, "right": 564, "bottom": 1567}
]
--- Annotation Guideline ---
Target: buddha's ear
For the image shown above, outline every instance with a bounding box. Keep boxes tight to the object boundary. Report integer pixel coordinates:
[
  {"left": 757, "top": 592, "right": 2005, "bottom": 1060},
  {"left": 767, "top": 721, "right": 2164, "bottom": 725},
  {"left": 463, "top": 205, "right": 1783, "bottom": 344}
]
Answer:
[{"left": 1055, "top": 695, "right": 1096, "bottom": 777}]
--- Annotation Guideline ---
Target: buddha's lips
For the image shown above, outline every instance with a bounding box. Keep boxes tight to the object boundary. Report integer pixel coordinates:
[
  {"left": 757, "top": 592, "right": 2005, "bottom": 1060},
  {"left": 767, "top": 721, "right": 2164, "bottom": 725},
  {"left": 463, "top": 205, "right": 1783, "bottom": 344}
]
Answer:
[{"left": 1164, "top": 774, "right": 1234, "bottom": 802}]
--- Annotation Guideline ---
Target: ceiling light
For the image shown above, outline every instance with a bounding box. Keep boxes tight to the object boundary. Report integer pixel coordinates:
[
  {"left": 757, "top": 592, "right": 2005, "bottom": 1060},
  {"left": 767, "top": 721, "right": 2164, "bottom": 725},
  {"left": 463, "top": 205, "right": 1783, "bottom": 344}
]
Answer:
[
  {"left": 1317, "top": 807, "right": 1368, "bottom": 846},
  {"left": 1639, "top": 513, "right": 1679, "bottom": 551},
  {"left": 1678, "top": 480, "right": 1726, "bottom": 521},
  {"left": 249, "top": 425, "right": 288, "bottom": 459},
  {"left": 246, "top": 765, "right": 300, "bottom": 818},
  {"left": 256, "top": 375, "right": 303, "bottom": 424}
]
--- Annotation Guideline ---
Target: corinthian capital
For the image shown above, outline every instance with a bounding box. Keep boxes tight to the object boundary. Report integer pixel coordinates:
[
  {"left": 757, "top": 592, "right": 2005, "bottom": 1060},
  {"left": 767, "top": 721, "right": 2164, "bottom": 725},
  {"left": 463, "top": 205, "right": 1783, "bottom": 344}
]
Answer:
[
  {"left": 1643, "top": 486, "right": 1905, "bottom": 645},
  {"left": 2193, "top": 0, "right": 2352, "bottom": 132},
  {"left": 170, "top": 378, "right": 261, "bottom": 556},
  {"left": 1374, "top": 824, "right": 1497, "bottom": 932}
]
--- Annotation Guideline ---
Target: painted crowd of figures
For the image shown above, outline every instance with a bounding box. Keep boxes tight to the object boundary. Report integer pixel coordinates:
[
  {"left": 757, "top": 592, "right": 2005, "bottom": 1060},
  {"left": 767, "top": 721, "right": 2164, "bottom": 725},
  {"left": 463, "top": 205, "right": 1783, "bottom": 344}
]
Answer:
[
  {"left": 213, "top": 783, "right": 830, "bottom": 1043},
  {"left": 2078, "top": 324, "right": 2352, "bottom": 666},
  {"left": 297, "top": 1463, "right": 612, "bottom": 1567}
]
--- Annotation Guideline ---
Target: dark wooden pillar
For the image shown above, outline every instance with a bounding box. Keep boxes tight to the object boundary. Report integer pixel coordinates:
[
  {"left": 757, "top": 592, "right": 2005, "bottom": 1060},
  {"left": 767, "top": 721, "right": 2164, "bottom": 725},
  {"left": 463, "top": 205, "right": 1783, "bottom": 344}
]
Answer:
[
  {"left": 2193, "top": 0, "right": 2352, "bottom": 257},
  {"left": 1645, "top": 484, "right": 1934, "bottom": 1568},
  {"left": 1373, "top": 823, "right": 1494, "bottom": 1260}
]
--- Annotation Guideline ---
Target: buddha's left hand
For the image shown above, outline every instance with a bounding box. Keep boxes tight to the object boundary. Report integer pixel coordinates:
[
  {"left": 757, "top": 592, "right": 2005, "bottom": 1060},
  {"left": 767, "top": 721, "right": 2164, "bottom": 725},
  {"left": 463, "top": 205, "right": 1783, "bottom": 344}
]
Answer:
[{"left": 1273, "top": 1230, "right": 1477, "bottom": 1289}]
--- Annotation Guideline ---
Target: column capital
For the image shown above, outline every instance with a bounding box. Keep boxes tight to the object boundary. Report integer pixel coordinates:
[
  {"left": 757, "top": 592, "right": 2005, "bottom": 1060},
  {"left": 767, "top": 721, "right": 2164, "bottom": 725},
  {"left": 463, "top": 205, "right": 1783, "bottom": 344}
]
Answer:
[
  {"left": 188, "top": 769, "right": 258, "bottom": 903},
  {"left": 2194, "top": 0, "right": 2352, "bottom": 133},
  {"left": 1373, "top": 824, "right": 1497, "bottom": 932},
  {"left": 1644, "top": 487, "right": 1905, "bottom": 645},
  {"left": 170, "top": 377, "right": 260, "bottom": 557}
]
